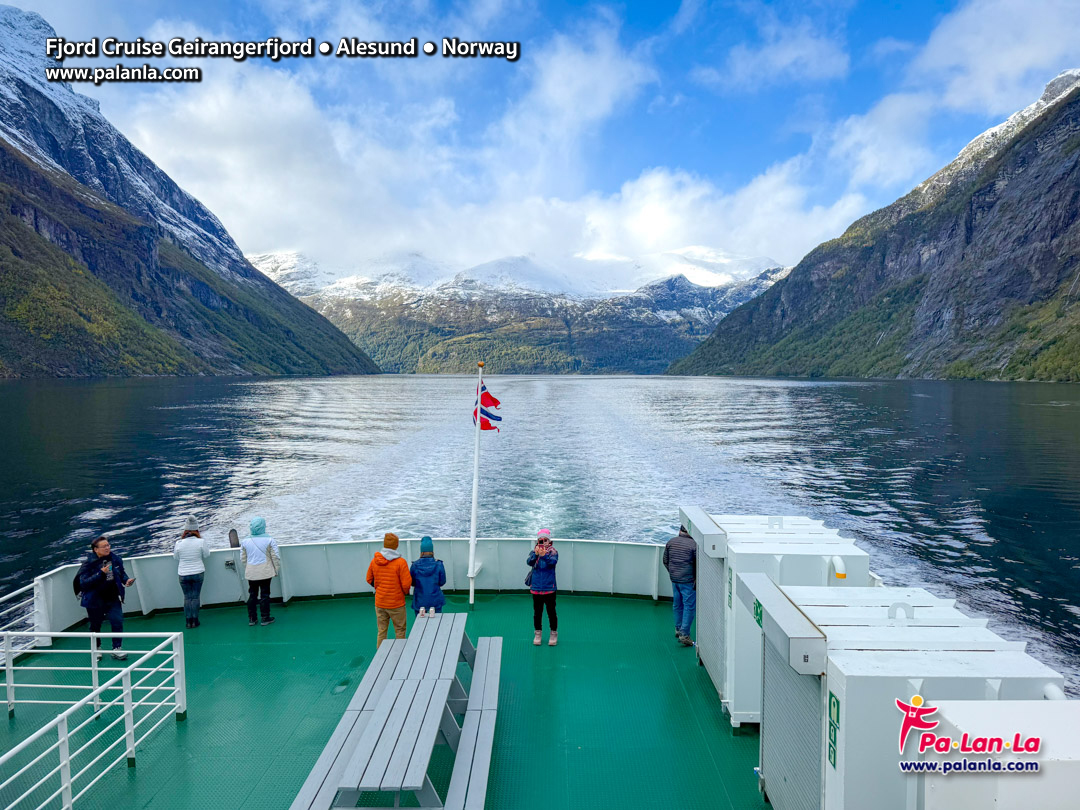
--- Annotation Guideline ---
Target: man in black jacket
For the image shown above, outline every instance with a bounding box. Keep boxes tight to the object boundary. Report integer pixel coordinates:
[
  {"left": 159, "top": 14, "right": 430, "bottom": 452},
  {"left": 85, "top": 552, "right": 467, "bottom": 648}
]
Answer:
[
  {"left": 663, "top": 525, "right": 697, "bottom": 646},
  {"left": 78, "top": 536, "right": 134, "bottom": 661}
]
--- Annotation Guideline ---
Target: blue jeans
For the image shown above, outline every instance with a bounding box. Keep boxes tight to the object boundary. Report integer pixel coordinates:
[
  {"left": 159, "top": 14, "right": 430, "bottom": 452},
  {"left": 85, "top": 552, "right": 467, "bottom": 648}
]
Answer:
[
  {"left": 179, "top": 574, "right": 205, "bottom": 622},
  {"left": 87, "top": 601, "right": 124, "bottom": 649},
  {"left": 672, "top": 582, "right": 696, "bottom": 638}
]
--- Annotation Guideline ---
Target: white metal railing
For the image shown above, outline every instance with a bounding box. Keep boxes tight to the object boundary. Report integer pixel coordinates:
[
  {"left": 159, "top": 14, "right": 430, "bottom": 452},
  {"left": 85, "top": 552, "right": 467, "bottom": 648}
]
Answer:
[
  {"left": 0, "top": 632, "right": 186, "bottom": 810},
  {"left": 0, "top": 587, "right": 38, "bottom": 665}
]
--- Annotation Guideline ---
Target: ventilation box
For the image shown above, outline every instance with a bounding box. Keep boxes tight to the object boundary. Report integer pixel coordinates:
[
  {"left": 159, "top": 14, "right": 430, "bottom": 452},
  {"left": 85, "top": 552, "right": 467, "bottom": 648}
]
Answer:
[
  {"left": 918, "top": 701, "right": 1079, "bottom": 810},
  {"left": 740, "top": 573, "right": 1065, "bottom": 810},
  {"left": 679, "top": 506, "right": 876, "bottom": 727}
]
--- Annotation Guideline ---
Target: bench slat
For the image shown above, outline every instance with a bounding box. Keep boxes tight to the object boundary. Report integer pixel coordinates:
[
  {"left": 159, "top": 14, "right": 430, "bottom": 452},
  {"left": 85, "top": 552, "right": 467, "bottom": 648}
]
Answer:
[
  {"left": 482, "top": 638, "right": 501, "bottom": 711},
  {"left": 409, "top": 617, "right": 440, "bottom": 679},
  {"left": 444, "top": 711, "right": 482, "bottom": 810},
  {"left": 467, "top": 639, "right": 490, "bottom": 712},
  {"left": 359, "top": 679, "right": 420, "bottom": 790},
  {"left": 380, "top": 679, "right": 436, "bottom": 790},
  {"left": 453, "top": 613, "right": 469, "bottom": 654},
  {"left": 348, "top": 639, "right": 404, "bottom": 712},
  {"left": 340, "top": 679, "right": 404, "bottom": 789},
  {"left": 309, "top": 710, "right": 372, "bottom": 810},
  {"left": 465, "top": 710, "right": 498, "bottom": 810},
  {"left": 440, "top": 614, "right": 466, "bottom": 679},
  {"left": 288, "top": 709, "right": 363, "bottom": 810},
  {"left": 426, "top": 617, "right": 454, "bottom": 680},
  {"left": 391, "top": 618, "right": 423, "bottom": 679},
  {"left": 402, "top": 678, "right": 453, "bottom": 792}
]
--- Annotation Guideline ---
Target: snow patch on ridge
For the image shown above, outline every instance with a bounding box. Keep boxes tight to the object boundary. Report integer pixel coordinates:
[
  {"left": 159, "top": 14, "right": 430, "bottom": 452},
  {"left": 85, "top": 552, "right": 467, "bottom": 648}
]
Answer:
[{"left": 914, "top": 68, "right": 1080, "bottom": 206}]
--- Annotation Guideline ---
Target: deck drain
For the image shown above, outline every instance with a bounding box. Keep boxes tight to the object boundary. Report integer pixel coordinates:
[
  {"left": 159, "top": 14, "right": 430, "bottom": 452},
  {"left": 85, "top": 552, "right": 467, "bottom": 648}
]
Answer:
[{"left": 331, "top": 678, "right": 351, "bottom": 695}]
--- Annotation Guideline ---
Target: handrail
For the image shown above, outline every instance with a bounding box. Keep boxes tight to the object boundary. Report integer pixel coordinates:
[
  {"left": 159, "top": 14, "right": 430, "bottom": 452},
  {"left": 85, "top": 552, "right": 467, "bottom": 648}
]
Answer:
[
  {"left": 0, "top": 584, "right": 34, "bottom": 605},
  {"left": 0, "top": 631, "right": 187, "bottom": 810}
]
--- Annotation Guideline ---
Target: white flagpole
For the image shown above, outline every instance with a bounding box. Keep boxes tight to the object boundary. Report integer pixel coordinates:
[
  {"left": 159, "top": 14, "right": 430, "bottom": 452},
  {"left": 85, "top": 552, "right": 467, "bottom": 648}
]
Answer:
[{"left": 468, "top": 360, "right": 484, "bottom": 607}]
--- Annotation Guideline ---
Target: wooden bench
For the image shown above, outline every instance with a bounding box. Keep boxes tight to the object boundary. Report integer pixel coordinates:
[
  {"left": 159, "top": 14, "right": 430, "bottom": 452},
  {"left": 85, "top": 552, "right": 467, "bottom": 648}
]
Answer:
[
  {"left": 444, "top": 637, "right": 502, "bottom": 810},
  {"left": 292, "top": 621, "right": 500, "bottom": 810},
  {"left": 289, "top": 639, "right": 406, "bottom": 810}
]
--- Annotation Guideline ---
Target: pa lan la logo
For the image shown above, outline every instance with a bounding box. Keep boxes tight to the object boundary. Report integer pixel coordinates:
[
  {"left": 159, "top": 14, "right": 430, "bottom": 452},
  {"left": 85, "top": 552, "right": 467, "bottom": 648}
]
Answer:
[{"left": 895, "top": 695, "right": 1041, "bottom": 756}]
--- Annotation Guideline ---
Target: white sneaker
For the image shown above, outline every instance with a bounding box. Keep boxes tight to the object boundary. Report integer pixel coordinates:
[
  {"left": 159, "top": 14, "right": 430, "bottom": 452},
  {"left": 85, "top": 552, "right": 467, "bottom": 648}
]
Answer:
[{"left": 418, "top": 608, "right": 427, "bottom": 618}]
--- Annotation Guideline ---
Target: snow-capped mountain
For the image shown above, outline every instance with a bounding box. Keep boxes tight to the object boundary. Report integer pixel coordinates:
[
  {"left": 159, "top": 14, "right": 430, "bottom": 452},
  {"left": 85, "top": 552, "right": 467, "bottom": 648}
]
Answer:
[
  {"left": 675, "top": 69, "right": 1080, "bottom": 380},
  {"left": 0, "top": 5, "right": 376, "bottom": 377},
  {"left": 249, "top": 250, "right": 788, "bottom": 373},
  {"left": 912, "top": 68, "right": 1080, "bottom": 210},
  {"left": 252, "top": 247, "right": 782, "bottom": 299},
  {"left": 0, "top": 5, "right": 248, "bottom": 279}
]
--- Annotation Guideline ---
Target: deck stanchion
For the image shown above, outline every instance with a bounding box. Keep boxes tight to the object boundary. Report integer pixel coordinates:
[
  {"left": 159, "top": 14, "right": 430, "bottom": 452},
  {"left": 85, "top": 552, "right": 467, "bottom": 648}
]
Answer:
[
  {"left": 57, "top": 714, "right": 73, "bottom": 809},
  {"left": 174, "top": 634, "right": 187, "bottom": 721},
  {"left": 90, "top": 637, "right": 101, "bottom": 714},
  {"left": 122, "top": 670, "right": 136, "bottom": 767},
  {"left": 4, "top": 633, "right": 14, "bottom": 717}
]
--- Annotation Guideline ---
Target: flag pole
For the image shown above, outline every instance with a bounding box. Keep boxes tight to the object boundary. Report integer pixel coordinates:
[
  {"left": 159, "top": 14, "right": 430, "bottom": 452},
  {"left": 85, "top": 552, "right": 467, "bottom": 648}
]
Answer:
[{"left": 468, "top": 360, "right": 483, "bottom": 608}]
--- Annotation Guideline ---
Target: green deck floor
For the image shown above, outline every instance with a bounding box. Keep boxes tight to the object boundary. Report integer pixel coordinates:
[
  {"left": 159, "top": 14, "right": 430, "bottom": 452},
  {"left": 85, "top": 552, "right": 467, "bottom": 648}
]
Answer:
[{"left": 3, "top": 594, "right": 767, "bottom": 810}]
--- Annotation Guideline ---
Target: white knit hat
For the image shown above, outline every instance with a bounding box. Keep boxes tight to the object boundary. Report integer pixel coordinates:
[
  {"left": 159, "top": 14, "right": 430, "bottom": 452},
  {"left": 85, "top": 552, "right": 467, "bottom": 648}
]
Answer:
[{"left": 184, "top": 516, "right": 199, "bottom": 532}]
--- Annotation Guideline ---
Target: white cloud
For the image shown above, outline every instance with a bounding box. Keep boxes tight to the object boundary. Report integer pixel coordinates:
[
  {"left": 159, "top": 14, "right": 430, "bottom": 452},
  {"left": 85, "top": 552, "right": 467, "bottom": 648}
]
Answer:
[
  {"left": 826, "top": 0, "right": 1080, "bottom": 196},
  {"left": 698, "top": 17, "right": 849, "bottom": 90},
  {"left": 30, "top": 0, "right": 1080, "bottom": 291},
  {"left": 646, "top": 93, "right": 687, "bottom": 114},
  {"left": 670, "top": 0, "right": 703, "bottom": 36},
  {"left": 913, "top": 0, "right": 1080, "bottom": 116},
  {"left": 829, "top": 93, "right": 937, "bottom": 188},
  {"left": 870, "top": 37, "right": 915, "bottom": 62},
  {"left": 481, "top": 20, "right": 656, "bottom": 197}
]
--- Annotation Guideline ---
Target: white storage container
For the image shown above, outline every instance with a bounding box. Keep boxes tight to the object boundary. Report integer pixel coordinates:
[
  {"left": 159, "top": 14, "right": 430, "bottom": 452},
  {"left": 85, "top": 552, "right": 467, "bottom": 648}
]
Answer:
[
  {"left": 824, "top": 650, "right": 1063, "bottom": 810},
  {"left": 678, "top": 507, "right": 876, "bottom": 727},
  {"left": 714, "top": 542, "right": 875, "bottom": 726},
  {"left": 918, "top": 700, "right": 1078, "bottom": 810},
  {"left": 742, "top": 574, "right": 1066, "bottom": 810}
]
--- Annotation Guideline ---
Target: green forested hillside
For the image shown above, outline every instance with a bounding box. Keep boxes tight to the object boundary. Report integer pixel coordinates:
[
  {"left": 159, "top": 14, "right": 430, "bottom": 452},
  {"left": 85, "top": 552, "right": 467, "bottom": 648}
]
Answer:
[
  {"left": 0, "top": 139, "right": 378, "bottom": 377},
  {"left": 673, "top": 86, "right": 1080, "bottom": 381}
]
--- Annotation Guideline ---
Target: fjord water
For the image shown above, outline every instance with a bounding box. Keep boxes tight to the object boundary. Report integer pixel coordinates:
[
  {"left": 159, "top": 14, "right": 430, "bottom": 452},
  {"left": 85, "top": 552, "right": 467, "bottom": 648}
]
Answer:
[{"left": 2, "top": 375, "right": 1079, "bottom": 689}]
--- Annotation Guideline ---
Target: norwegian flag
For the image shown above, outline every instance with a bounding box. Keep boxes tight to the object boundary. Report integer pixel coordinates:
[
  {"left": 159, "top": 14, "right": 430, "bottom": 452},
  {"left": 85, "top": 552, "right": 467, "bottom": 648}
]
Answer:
[{"left": 473, "top": 380, "right": 502, "bottom": 432}]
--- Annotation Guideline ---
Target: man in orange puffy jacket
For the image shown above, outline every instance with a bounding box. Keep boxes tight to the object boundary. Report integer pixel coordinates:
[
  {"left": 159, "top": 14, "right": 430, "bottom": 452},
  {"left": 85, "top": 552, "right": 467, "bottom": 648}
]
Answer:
[{"left": 366, "top": 532, "right": 413, "bottom": 646}]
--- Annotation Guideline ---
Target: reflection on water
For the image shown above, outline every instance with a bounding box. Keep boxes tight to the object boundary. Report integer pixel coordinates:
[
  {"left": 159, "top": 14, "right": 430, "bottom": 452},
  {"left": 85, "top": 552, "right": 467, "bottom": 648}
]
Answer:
[{"left": 1, "top": 375, "right": 1079, "bottom": 690}]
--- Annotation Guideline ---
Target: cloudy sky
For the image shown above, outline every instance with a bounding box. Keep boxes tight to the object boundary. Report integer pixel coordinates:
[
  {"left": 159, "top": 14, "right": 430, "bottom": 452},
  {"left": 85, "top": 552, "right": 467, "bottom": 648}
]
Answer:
[{"left": 10, "top": 0, "right": 1080, "bottom": 275}]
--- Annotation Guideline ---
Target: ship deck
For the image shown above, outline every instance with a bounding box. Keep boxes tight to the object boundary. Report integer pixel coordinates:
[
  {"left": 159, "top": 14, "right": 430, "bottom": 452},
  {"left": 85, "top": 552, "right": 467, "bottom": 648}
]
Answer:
[{"left": 2, "top": 593, "right": 766, "bottom": 810}]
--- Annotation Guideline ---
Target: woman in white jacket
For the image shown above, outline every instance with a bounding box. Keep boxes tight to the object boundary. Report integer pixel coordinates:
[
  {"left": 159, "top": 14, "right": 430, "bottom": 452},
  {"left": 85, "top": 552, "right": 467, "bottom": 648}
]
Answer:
[
  {"left": 241, "top": 517, "right": 280, "bottom": 627},
  {"left": 174, "top": 517, "right": 209, "bottom": 628}
]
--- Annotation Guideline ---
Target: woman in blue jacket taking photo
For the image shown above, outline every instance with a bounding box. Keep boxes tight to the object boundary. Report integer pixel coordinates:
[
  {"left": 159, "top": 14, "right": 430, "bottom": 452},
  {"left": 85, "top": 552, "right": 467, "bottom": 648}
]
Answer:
[
  {"left": 527, "top": 528, "right": 558, "bottom": 646},
  {"left": 410, "top": 536, "right": 446, "bottom": 616}
]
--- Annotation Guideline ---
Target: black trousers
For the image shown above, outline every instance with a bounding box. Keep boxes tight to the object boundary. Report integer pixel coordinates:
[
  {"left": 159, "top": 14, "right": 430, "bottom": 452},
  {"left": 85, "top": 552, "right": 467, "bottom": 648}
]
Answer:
[
  {"left": 532, "top": 592, "right": 557, "bottom": 631},
  {"left": 247, "top": 579, "right": 272, "bottom": 621},
  {"left": 87, "top": 601, "right": 124, "bottom": 649}
]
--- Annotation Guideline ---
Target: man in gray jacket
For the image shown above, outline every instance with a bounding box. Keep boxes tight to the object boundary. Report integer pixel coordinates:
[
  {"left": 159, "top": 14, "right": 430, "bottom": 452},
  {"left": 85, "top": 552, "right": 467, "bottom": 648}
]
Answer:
[{"left": 664, "top": 525, "right": 697, "bottom": 646}]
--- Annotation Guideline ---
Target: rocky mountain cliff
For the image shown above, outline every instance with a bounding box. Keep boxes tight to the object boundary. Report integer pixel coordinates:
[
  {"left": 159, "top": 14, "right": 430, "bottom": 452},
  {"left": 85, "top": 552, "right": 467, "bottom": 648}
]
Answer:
[
  {"left": 673, "top": 71, "right": 1080, "bottom": 381},
  {"left": 0, "top": 6, "right": 378, "bottom": 377},
  {"left": 250, "top": 252, "right": 788, "bottom": 373}
]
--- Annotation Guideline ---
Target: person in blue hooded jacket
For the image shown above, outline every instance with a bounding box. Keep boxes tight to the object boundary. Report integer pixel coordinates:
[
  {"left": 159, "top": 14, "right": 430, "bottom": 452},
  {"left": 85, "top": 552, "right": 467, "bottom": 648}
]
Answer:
[
  {"left": 78, "top": 536, "right": 135, "bottom": 660},
  {"left": 409, "top": 536, "right": 446, "bottom": 616}
]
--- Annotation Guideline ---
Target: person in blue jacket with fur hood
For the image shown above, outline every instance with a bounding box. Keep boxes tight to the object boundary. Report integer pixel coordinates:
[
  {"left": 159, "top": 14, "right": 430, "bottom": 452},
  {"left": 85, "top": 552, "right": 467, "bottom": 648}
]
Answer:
[{"left": 410, "top": 536, "right": 446, "bottom": 616}]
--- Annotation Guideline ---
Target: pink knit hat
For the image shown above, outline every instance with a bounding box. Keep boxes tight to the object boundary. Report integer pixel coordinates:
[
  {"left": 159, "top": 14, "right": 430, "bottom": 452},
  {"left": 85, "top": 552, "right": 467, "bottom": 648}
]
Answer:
[{"left": 537, "top": 528, "right": 551, "bottom": 538}]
